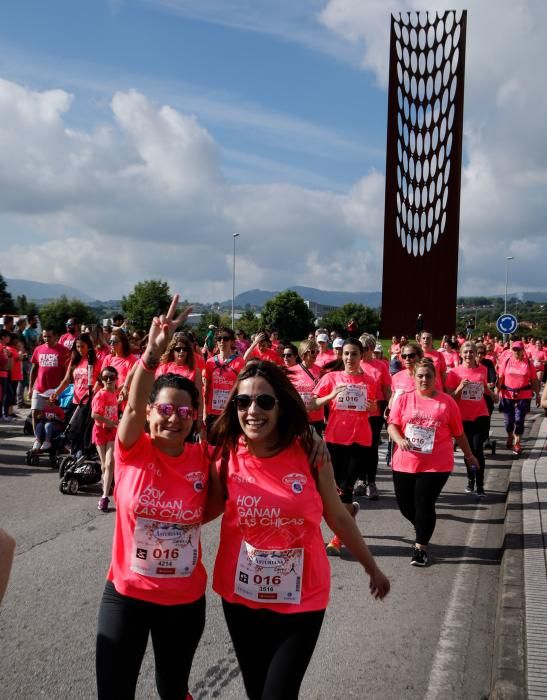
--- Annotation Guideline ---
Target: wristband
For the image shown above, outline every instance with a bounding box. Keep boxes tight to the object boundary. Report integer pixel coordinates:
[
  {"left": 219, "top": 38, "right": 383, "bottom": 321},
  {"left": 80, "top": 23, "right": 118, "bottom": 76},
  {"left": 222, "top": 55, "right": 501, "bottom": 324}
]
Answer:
[{"left": 140, "top": 357, "right": 157, "bottom": 373}]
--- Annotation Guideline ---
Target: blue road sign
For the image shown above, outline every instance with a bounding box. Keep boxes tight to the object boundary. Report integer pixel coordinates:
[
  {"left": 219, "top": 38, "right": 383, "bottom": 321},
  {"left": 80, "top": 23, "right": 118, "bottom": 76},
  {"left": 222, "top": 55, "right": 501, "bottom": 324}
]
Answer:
[{"left": 496, "top": 314, "right": 519, "bottom": 335}]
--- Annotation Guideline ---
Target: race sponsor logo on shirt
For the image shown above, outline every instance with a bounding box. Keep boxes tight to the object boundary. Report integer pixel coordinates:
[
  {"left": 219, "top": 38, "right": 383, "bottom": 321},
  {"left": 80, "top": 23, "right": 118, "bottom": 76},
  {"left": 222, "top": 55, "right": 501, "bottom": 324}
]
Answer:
[
  {"left": 185, "top": 470, "right": 206, "bottom": 493},
  {"left": 281, "top": 472, "right": 308, "bottom": 494}
]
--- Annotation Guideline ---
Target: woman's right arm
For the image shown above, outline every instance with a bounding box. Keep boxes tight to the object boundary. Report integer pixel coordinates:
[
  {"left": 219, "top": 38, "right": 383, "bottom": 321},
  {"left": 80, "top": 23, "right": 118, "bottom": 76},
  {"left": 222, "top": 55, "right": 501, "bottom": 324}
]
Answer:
[
  {"left": 52, "top": 366, "right": 73, "bottom": 401},
  {"left": 118, "top": 296, "right": 192, "bottom": 449}
]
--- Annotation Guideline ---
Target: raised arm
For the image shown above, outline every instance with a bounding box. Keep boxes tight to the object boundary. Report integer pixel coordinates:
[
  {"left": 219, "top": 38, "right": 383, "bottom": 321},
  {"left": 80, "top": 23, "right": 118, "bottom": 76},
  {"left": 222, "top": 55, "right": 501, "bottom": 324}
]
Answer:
[{"left": 117, "top": 296, "right": 192, "bottom": 449}]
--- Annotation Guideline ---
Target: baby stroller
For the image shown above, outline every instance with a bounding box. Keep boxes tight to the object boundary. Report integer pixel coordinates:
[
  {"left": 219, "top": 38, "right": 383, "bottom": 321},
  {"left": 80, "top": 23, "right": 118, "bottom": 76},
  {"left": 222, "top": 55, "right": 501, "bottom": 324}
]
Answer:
[
  {"left": 58, "top": 387, "right": 102, "bottom": 495},
  {"left": 25, "top": 387, "right": 73, "bottom": 468}
]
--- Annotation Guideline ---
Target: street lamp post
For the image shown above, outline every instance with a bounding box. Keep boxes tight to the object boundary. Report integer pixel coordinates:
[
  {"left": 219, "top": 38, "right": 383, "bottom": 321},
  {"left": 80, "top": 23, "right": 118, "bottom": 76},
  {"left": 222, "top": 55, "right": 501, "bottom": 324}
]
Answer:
[
  {"left": 232, "top": 233, "right": 240, "bottom": 330},
  {"left": 504, "top": 256, "right": 514, "bottom": 314}
]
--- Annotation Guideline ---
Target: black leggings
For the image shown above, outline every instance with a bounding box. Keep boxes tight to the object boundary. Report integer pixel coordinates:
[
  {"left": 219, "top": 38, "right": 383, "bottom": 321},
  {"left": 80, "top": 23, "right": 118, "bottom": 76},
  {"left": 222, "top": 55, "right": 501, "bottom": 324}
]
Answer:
[
  {"left": 358, "top": 414, "right": 384, "bottom": 483},
  {"left": 392, "top": 471, "right": 450, "bottom": 545},
  {"left": 222, "top": 600, "right": 325, "bottom": 700},
  {"left": 462, "top": 417, "right": 489, "bottom": 488},
  {"left": 326, "top": 442, "right": 368, "bottom": 503},
  {"left": 96, "top": 581, "right": 205, "bottom": 699}
]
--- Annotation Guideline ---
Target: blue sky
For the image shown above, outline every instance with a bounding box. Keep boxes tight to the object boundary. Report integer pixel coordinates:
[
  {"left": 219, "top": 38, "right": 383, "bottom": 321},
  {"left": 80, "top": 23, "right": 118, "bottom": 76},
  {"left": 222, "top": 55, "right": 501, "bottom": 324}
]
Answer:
[{"left": 0, "top": 0, "right": 545, "bottom": 301}]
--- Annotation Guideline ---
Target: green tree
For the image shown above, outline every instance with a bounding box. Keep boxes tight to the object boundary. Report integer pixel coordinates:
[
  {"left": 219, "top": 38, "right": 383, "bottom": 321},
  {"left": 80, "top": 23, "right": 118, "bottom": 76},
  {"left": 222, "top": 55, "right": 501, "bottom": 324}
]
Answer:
[
  {"left": 0, "top": 274, "right": 16, "bottom": 314},
  {"left": 322, "top": 303, "right": 380, "bottom": 337},
  {"left": 15, "top": 294, "right": 39, "bottom": 317},
  {"left": 121, "top": 280, "right": 172, "bottom": 331},
  {"left": 38, "top": 296, "right": 98, "bottom": 334},
  {"left": 260, "top": 290, "right": 315, "bottom": 340},
  {"left": 235, "top": 310, "right": 260, "bottom": 338}
]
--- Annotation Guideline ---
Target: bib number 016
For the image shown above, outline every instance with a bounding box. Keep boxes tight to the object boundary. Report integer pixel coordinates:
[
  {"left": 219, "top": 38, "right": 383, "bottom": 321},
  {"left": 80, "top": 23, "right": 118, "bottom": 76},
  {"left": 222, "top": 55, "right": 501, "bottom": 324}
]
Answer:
[{"left": 153, "top": 547, "right": 179, "bottom": 559}]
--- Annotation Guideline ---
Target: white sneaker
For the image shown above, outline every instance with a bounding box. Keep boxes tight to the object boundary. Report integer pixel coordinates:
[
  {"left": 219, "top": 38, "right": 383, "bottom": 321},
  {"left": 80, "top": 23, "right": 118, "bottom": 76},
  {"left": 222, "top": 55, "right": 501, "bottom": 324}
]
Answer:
[
  {"left": 351, "top": 501, "right": 360, "bottom": 518},
  {"left": 353, "top": 479, "right": 366, "bottom": 497},
  {"left": 42, "top": 441, "right": 52, "bottom": 451},
  {"left": 32, "top": 439, "right": 41, "bottom": 451}
]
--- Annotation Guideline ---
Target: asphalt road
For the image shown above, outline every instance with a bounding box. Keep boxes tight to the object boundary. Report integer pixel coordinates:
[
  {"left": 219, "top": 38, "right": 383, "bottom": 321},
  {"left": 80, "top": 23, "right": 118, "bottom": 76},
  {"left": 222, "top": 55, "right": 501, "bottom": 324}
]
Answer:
[{"left": 0, "top": 409, "right": 532, "bottom": 700}]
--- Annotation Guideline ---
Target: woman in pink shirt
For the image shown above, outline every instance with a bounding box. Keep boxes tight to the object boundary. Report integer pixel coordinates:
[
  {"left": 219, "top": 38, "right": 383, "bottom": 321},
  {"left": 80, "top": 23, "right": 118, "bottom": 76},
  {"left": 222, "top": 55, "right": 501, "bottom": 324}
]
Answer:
[
  {"left": 390, "top": 341, "right": 424, "bottom": 398},
  {"left": 95, "top": 298, "right": 210, "bottom": 700},
  {"left": 91, "top": 366, "right": 119, "bottom": 512},
  {"left": 53, "top": 333, "right": 99, "bottom": 410},
  {"left": 388, "top": 359, "right": 478, "bottom": 567},
  {"left": 209, "top": 361, "right": 389, "bottom": 700},
  {"left": 244, "top": 330, "right": 283, "bottom": 366},
  {"left": 445, "top": 342, "right": 493, "bottom": 497},
  {"left": 529, "top": 338, "right": 547, "bottom": 383},
  {"left": 497, "top": 341, "right": 540, "bottom": 455},
  {"left": 310, "top": 338, "right": 378, "bottom": 555},
  {"left": 287, "top": 339, "right": 325, "bottom": 435}
]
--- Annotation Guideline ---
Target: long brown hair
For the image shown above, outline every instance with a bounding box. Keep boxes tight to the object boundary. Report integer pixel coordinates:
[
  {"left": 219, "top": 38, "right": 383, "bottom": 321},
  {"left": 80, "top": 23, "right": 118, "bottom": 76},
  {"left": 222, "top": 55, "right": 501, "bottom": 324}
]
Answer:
[
  {"left": 160, "top": 333, "right": 195, "bottom": 370},
  {"left": 210, "top": 360, "right": 314, "bottom": 459}
]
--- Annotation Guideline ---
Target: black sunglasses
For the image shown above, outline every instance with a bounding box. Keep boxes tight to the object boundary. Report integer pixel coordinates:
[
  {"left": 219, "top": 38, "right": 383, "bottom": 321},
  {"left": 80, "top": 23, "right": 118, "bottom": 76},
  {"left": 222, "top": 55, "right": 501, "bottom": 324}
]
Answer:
[
  {"left": 173, "top": 347, "right": 188, "bottom": 353},
  {"left": 283, "top": 353, "right": 294, "bottom": 358},
  {"left": 233, "top": 394, "right": 278, "bottom": 411},
  {"left": 102, "top": 375, "right": 116, "bottom": 382},
  {"left": 217, "top": 336, "right": 231, "bottom": 342},
  {"left": 401, "top": 352, "right": 417, "bottom": 359}
]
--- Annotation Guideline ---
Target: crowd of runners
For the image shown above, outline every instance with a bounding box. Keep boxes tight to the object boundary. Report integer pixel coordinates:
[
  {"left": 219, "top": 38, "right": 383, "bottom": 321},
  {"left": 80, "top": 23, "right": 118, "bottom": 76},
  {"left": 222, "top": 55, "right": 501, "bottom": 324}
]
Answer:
[{"left": 1, "top": 305, "right": 547, "bottom": 698}]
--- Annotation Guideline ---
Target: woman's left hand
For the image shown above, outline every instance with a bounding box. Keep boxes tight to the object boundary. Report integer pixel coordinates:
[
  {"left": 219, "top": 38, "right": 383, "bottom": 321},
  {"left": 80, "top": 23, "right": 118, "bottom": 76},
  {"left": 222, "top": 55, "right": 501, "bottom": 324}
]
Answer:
[{"left": 368, "top": 567, "right": 391, "bottom": 600}]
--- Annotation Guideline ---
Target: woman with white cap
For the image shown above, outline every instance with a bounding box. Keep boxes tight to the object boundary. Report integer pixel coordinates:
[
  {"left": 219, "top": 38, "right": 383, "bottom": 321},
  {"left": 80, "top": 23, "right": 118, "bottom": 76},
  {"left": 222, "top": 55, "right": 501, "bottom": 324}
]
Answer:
[{"left": 314, "top": 333, "right": 334, "bottom": 368}]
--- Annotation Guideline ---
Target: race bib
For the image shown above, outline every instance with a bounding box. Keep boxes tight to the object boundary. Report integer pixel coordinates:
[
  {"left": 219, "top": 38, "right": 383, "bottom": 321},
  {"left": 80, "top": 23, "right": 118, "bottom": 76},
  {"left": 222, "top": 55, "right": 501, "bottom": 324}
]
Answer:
[
  {"left": 300, "top": 392, "right": 313, "bottom": 409},
  {"left": 235, "top": 541, "right": 304, "bottom": 605},
  {"left": 405, "top": 424, "right": 436, "bottom": 454},
  {"left": 461, "top": 382, "right": 484, "bottom": 401},
  {"left": 336, "top": 384, "right": 367, "bottom": 411},
  {"left": 212, "top": 388, "right": 230, "bottom": 412},
  {"left": 131, "top": 518, "right": 200, "bottom": 578}
]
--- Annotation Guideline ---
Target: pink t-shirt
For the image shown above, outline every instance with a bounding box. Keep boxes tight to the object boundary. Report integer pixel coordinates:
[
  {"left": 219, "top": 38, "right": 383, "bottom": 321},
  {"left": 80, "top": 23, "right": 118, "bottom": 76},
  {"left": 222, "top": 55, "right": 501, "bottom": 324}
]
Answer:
[
  {"left": 59, "top": 332, "right": 77, "bottom": 350},
  {"left": 72, "top": 359, "right": 100, "bottom": 404},
  {"left": 529, "top": 347, "right": 547, "bottom": 370},
  {"left": 313, "top": 371, "right": 376, "bottom": 446},
  {"left": 108, "top": 432, "right": 209, "bottom": 605},
  {"left": 249, "top": 347, "right": 283, "bottom": 366},
  {"left": 156, "top": 362, "right": 196, "bottom": 382},
  {"left": 423, "top": 349, "right": 446, "bottom": 390},
  {"left": 286, "top": 363, "right": 324, "bottom": 422},
  {"left": 212, "top": 441, "right": 330, "bottom": 613},
  {"left": 92, "top": 389, "right": 119, "bottom": 445},
  {"left": 360, "top": 361, "right": 383, "bottom": 416},
  {"left": 100, "top": 354, "right": 138, "bottom": 386},
  {"left": 314, "top": 350, "right": 335, "bottom": 368},
  {"left": 204, "top": 355, "right": 246, "bottom": 415},
  {"left": 42, "top": 404, "right": 65, "bottom": 424},
  {"left": 499, "top": 358, "right": 535, "bottom": 399},
  {"left": 391, "top": 369, "right": 416, "bottom": 397},
  {"left": 388, "top": 390, "right": 463, "bottom": 473},
  {"left": 444, "top": 365, "right": 489, "bottom": 421},
  {"left": 369, "top": 357, "right": 391, "bottom": 400},
  {"left": 8, "top": 346, "right": 23, "bottom": 381},
  {"left": 440, "top": 349, "right": 459, "bottom": 370},
  {"left": 31, "top": 344, "right": 70, "bottom": 394},
  {"left": 95, "top": 347, "right": 111, "bottom": 366}
]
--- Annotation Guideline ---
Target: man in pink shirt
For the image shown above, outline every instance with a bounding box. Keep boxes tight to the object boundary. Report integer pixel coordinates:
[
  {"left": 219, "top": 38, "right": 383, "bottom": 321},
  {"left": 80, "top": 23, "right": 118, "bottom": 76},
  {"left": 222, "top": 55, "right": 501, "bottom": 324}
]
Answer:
[
  {"left": 59, "top": 318, "right": 80, "bottom": 350},
  {"left": 29, "top": 328, "right": 70, "bottom": 430}
]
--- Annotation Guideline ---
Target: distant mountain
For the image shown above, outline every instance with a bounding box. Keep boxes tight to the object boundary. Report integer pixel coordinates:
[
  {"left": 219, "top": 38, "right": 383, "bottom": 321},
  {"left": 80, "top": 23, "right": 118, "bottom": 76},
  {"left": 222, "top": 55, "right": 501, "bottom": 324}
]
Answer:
[
  {"left": 223, "top": 287, "right": 382, "bottom": 309},
  {"left": 6, "top": 278, "right": 96, "bottom": 303}
]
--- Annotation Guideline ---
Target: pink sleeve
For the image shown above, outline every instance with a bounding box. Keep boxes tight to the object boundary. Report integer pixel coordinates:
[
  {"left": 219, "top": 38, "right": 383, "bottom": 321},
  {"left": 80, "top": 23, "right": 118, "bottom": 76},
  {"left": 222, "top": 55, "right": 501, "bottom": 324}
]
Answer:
[
  {"left": 388, "top": 392, "right": 405, "bottom": 425},
  {"left": 444, "top": 370, "right": 459, "bottom": 391},
  {"left": 447, "top": 397, "right": 464, "bottom": 436},
  {"left": 313, "top": 374, "right": 333, "bottom": 398},
  {"left": 115, "top": 431, "right": 148, "bottom": 466}
]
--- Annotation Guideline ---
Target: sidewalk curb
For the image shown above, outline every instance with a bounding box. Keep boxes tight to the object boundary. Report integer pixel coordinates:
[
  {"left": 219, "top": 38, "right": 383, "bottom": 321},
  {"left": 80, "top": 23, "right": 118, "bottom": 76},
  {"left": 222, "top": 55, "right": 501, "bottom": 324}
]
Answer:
[{"left": 490, "top": 414, "right": 544, "bottom": 700}]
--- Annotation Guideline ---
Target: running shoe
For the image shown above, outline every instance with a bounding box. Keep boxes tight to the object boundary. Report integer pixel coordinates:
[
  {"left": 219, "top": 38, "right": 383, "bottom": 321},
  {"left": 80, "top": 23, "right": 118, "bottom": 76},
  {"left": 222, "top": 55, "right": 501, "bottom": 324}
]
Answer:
[
  {"left": 326, "top": 535, "right": 342, "bottom": 556},
  {"left": 476, "top": 488, "right": 486, "bottom": 499},
  {"left": 98, "top": 497, "right": 110, "bottom": 512},
  {"left": 351, "top": 501, "right": 360, "bottom": 518},
  {"left": 465, "top": 480, "right": 475, "bottom": 493},
  {"left": 367, "top": 483, "right": 379, "bottom": 500},
  {"left": 506, "top": 434, "right": 514, "bottom": 449},
  {"left": 41, "top": 441, "right": 52, "bottom": 451},
  {"left": 410, "top": 547, "right": 429, "bottom": 567},
  {"left": 513, "top": 443, "right": 522, "bottom": 456},
  {"left": 353, "top": 479, "right": 366, "bottom": 497},
  {"left": 32, "top": 439, "right": 41, "bottom": 451}
]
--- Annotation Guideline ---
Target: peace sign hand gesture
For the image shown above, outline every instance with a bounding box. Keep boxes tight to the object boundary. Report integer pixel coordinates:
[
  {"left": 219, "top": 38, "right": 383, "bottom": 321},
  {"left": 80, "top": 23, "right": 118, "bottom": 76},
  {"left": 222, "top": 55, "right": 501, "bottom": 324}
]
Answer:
[{"left": 144, "top": 295, "right": 192, "bottom": 365}]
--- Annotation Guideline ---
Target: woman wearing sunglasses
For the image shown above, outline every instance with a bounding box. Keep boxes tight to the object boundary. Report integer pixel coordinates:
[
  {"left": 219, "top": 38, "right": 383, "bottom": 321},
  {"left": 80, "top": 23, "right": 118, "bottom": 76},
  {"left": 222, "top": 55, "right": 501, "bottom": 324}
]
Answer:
[
  {"left": 157, "top": 333, "right": 204, "bottom": 437},
  {"left": 308, "top": 338, "right": 378, "bottom": 555},
  {"left": 390, "top": 342, "right": 424, "bottom": 398},
  {"left": 387, "top": 359, "right": 479, "bottom": 566},
  {"left": 91, "top": 366, "right": 119, "bottom": 511},
  {"left": 445, "top": 342, "right": 493, "bottom": 497},
  {"left": 98, "top": 328, "right": 137, "bottom": 404},
  {"left": 209, "top": 361, "right": 389, "bottom": 700},
  {"left": 96, "top": 298, "right": 210, "bottom": 700}
]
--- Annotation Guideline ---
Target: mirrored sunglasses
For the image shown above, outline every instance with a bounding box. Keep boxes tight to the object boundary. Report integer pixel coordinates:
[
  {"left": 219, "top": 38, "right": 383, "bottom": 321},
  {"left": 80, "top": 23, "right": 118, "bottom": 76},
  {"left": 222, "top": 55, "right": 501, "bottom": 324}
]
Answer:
[{"left": 153, "top": 403, "right": 195, "bottom": 419}]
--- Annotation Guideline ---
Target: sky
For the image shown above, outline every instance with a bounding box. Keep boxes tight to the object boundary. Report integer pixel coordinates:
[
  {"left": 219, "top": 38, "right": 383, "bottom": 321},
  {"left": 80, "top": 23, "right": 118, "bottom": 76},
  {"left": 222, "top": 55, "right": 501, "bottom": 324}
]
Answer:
[{"left": 0, "top": 0, "right": 545, "bottom": 302}]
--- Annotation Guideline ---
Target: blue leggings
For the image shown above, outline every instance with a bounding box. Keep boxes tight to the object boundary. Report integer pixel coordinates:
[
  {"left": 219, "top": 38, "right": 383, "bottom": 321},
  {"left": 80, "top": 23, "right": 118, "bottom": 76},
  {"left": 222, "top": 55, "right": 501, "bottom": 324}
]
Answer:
[
  {"left": 35, "top": 421, "right": 62, "bottom": 443},
  {"left": 501, "top": 398, "right": 531, "bottom": 436}
]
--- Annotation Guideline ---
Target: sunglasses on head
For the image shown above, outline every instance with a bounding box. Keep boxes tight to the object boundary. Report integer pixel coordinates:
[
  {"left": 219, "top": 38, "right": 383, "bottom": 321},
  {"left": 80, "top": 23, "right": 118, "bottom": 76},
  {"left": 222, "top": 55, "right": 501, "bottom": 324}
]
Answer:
[
  {"left": 401, "top": 352, "right": 417, "bottom": 359},
  {"left": 173, "top": 346, "right": 188, "bottom": 353},
  {"left": 217, "top": 336, "right": 231, "bottom": 342},
  {"left": 153, "top": 403, "right": 195, "bottom": 419},
  {"left": 233, "top": 394, "right": 278, "bottom": 411}
]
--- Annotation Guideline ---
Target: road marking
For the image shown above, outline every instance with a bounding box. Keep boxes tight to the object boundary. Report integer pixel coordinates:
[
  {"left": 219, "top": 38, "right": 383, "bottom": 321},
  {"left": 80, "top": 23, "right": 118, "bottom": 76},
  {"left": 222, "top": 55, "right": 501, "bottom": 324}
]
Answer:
[{"left": 424, "top": 456, "right": 491, "bottom": 699}]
